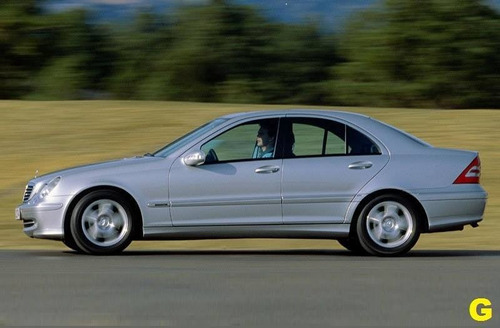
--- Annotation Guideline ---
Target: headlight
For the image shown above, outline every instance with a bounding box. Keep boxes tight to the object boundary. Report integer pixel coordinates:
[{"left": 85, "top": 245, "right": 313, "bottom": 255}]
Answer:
[{"left": 39, "top": 177, "right": 61, "bottom": 199}]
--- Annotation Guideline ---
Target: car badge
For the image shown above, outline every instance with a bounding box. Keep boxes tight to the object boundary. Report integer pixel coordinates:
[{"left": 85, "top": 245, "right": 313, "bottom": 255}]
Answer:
[{"left": 34, "top": 169, "right": 39, "bottom": 178}]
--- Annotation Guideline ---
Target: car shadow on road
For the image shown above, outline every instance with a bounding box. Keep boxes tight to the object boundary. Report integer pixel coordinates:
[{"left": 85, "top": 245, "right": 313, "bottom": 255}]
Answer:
[
  {"left": 405, "top": 249, "right": 500, "bottom": 257},
  {"left": 58, "top": 249, "right": 500, "bottom": 258}
]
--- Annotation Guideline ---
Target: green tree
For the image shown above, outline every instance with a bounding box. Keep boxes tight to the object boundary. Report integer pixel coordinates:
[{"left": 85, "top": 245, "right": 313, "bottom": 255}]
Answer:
[
  {"left": 329, "top": 0, "right": 500, "bottom": 108},
  {"left": 0, "top": 0, "right": 51, "bottom": 98},
  {"left": 108, "top": 10, "right": 172, "bottom": 99},
  {"left": 30, "top": 9, "right": 116, "bottom": 99},
  {"left": 139, "top": 0, "right": 336, "bottom": 104},
  {"left": 148, "top": 0, "right": 276, "bottom": 102},
  {"left": 258, "top": 23, "right": 337, "bottom": 104},
  {"left": 1, "top": 0, "right": 336, "bottom": 104}
]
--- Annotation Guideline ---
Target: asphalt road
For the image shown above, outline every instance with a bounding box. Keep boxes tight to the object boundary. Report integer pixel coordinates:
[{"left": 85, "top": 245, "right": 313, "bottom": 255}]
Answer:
[{"left": 1, "top": 249, "right": 499, "bottom": 327}]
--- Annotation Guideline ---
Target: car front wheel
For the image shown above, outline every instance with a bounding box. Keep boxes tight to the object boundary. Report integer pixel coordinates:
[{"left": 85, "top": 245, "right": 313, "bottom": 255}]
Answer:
[
  {"left": 70, "top": 190, "right": 134, "bottom": 255},
  {"left": 356, "top": 195, "right": 420, "bottom": 256},
  {"left": 62, "top": 235, "right": 82, "bottom": 253}
]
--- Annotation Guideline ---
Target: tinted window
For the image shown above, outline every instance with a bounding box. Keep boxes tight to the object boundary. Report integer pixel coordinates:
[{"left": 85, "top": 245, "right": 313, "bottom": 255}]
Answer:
[
  {"left": 283, "top": 118, "right": 345, "bottom": 158},
  {"left": 282, "top": 118, "right": 380, "bottom": 158},
  {"left": 201, "top": 118, "right": 279, "bottom": 163},
  {"left": 347, "top": 126, "right": 381, "bottom": 155},
  {"left": 292, "top": 123, "right": 325, "bottom": 156}
]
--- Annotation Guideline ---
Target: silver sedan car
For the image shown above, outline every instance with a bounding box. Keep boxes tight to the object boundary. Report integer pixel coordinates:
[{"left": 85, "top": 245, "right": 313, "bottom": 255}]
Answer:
[{"left": 16, "top": 110, "right": 487, "bottom": 256}]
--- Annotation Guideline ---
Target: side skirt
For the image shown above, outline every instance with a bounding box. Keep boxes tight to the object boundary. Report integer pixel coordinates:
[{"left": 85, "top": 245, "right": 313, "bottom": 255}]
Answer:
[{"left": 142, "top": 224, "right": 350, "bottom": 240}]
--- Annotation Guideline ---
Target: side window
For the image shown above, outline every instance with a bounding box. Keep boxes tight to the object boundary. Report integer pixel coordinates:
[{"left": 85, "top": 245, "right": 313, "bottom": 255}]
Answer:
[
  {"left": 347, "top": 126, "right": 381, "bottom": 155},
  {"left": 325, "top": 131, "right": 346, "bottom": 155},
  {"left": 286, "top": 118, "right": 346, "bottom": 158},
  {"left": 292, "top": 123, "right": 324, "bottom": 156},
  {"left": 283, "top": 117, "right": 380, "bottom": 158},
  {"left": 201, "top": 118, "right": 279, "bottom": 164}
]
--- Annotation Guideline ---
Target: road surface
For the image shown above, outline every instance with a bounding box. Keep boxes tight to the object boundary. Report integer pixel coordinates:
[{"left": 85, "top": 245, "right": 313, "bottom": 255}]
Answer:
[{"left": 1, "top": 249, "right": 499, "bottom": 326}]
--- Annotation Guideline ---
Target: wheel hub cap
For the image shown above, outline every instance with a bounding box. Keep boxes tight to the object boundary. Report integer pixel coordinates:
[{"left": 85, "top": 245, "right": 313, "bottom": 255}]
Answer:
[
  {"left": 382, "top": 217, "right": 396, "bottom": 232},
  {"left": 98, "top": 216, "right": 111, "bottom": 229},
  {"left": 366, "top": 201, "right": 414, "bottom": 248},
  {"left": 81, "top": 199, "right": 129, "bottom": 247}
]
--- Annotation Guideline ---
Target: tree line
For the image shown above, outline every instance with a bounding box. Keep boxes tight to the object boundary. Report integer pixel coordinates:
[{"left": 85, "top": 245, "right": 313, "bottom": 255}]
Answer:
[{"left": 1, "top": 0, "right": 499, "bottom": 108}]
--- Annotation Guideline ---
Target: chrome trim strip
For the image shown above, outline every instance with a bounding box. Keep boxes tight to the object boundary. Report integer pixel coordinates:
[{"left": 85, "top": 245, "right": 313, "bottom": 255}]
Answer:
[
  {"left": 171, "top": 198, "right": 282, "bottom": 207},
  {"left": 38, "top": 203, "right": 63, "bottom": 210},
  {"left": 147, "top": 202, "right": 170, "bottom": 208},
  {"left": 158, "top": 196, "right": 351, "bottom": 207},
  {"left": 282, "top": 196, "right": 353, "bottom": 204}
]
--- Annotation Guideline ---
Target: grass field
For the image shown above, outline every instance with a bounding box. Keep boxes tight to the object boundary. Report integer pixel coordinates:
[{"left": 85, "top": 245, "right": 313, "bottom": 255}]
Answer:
[{"left": 0, "top": 101, "right": 498, "bottom": 251}]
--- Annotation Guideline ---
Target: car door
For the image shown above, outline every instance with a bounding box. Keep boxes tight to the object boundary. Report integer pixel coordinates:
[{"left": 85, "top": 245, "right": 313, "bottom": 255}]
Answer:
[
  {"left": 280, "top": 116, "right": 389, "bottom": 224},
  {"left": 168, "top": 118, "right": 283, "bottom": 226}
]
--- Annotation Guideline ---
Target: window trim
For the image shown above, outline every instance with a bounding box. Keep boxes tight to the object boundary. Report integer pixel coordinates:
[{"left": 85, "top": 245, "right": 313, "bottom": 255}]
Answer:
[
  {"left": 198, "top": 117, "right": 282, "bottom": 165},
  {"left": 280, "top": 117, "right": 382, "bottom": 159}
]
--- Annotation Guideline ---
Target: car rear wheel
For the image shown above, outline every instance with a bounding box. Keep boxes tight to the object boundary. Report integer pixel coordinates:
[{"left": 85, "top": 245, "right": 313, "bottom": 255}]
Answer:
[
  {"left": 70, "top": 190, "right": 134, "bottom": 255},
  {"left": 356, "top": 195, "right": 420, "bottom": 256},
  {"left": 337, "top": 237, "right": 365, "bottom": 254}
]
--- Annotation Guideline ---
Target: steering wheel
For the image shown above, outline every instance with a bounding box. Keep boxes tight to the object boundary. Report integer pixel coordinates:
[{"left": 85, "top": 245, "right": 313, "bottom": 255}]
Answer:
[{"left": 205, "top": 148, "right": 219, "bottom": 164}]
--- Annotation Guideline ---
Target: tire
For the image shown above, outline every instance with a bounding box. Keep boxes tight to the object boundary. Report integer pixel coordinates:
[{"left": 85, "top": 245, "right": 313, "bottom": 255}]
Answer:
[
  {"left": 356, "top": 194, "right": 420, "bottom": 256},
  {"left": 62, "top": 235, "right": 82, "bottom": 253},
  {"left": 337, "top": 237, "right": 365, "bottom": 254},
  {"left": 70, "top": 190, "right": 134, "bottom": 255}
]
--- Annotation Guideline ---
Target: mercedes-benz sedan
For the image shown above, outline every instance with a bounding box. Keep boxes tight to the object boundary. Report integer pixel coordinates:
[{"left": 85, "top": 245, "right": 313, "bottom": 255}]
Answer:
[{"left": 16, "top": 110, "right": 487, "bottom": 256}]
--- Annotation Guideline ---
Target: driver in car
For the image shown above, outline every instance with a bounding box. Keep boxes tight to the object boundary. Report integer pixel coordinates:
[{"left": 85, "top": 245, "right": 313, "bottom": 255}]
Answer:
[{"left": 252, "top": 122, "right": 277, "bottom": 159}]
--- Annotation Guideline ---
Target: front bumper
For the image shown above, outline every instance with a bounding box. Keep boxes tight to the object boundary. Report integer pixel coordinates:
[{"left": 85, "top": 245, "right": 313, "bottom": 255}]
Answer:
[{"left": 15, "top": 199, "right": 67, "bottom": 240}]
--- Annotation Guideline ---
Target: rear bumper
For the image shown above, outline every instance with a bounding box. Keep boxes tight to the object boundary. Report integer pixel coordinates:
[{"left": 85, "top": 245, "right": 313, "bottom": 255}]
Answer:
[{"left": 415, "top": 186, "right": 487, "bottom": 232}]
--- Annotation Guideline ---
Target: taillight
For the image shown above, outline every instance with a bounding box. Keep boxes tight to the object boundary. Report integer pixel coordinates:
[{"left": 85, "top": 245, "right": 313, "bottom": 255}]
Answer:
[{"left": 454, "top": 156, "right": 481, "bottom": 184}]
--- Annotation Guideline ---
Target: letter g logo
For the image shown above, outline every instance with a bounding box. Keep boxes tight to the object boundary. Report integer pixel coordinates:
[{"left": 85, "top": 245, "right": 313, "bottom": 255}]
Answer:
[{"left": 469, "top": 298, "right": 492, "bottom": 322}]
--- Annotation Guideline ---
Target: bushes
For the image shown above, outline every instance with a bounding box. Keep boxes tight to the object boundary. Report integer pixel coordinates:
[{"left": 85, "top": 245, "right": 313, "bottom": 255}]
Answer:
[{"left": 1, "top": 0, "right": 499, "bottom": 108}]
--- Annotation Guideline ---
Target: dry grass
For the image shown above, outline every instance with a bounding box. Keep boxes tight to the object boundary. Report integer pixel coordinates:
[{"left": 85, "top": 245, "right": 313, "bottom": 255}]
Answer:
[{"left": 0, "top": 101, "right": 498, "bottom": 251}]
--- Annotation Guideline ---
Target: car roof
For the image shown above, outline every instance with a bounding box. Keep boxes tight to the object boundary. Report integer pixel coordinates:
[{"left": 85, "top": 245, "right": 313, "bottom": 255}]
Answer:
[
  {"left": 220, "top": 109, "right": 370, "bottom": 121},
  {"left": 220, "top": 109, "right": 432, "bottom": 153}
]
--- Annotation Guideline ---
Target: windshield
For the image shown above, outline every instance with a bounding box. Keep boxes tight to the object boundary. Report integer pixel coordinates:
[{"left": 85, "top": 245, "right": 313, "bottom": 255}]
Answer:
[{"left": 153, "top": 118, "right": 228, "bottom": 157}]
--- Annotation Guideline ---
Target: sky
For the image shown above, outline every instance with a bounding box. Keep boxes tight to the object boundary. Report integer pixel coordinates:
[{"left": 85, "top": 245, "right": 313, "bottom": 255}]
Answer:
[
  {"left": 45, "top": 0, "right": 500, "bottom": 30},
  {"left": 44, "top": 0, "right": 392, "bottom": 30}
]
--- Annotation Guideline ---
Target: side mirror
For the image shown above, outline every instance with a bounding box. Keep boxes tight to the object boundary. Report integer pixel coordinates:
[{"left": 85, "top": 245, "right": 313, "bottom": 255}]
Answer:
[{"left": 183, "top": 150, "right": 206, "bottom": 166}]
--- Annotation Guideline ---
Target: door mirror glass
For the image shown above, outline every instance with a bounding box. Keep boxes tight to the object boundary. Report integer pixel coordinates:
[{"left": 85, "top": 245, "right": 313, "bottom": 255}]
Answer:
[{"left": 183, "top": 151, "right": 206, "bottom": 166}]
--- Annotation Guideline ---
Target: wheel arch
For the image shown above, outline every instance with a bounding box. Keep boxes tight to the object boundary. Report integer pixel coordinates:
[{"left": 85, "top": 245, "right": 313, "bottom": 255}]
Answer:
[
  {"left": 349, "top": 189, "right": 429, "bottom": 235},
  {"left": 63, "top": 186, "right": 144, "bottom": 242}
]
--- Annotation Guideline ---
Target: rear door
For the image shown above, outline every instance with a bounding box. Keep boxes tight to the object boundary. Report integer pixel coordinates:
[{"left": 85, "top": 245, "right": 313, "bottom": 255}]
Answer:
[{"left": 280, "top": 116, "right": 389, "bottom": 224}]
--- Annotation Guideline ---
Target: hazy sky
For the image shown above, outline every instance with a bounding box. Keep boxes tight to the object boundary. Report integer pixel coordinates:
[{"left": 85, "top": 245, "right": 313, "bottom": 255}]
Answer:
[{"left": 46, "top": 0, "right": 500, "bottom": 29}]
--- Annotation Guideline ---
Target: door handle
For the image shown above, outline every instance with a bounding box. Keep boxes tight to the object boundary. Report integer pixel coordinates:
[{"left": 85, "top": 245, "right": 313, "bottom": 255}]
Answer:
[
  {"left": 348, "top": 161, "right": 373, "bottom": 170},
  {"left": 255, "top": 165, "right": 280, "bottom": 174}
]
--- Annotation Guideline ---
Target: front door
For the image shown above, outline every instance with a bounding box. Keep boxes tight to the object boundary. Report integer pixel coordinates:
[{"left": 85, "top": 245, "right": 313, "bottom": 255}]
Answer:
[{"left": 169, "top": 118, "right": 283, "bottom": 226}]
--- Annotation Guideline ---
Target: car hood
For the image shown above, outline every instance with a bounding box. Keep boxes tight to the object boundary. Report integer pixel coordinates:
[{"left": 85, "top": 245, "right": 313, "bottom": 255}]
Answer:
[{"left": 30, "top": 156, "right": 165, "bottom": 185}]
